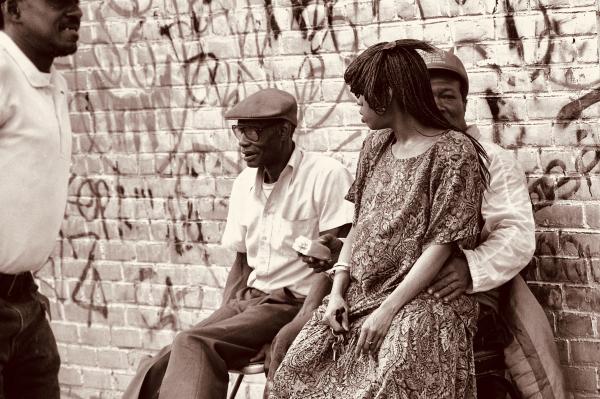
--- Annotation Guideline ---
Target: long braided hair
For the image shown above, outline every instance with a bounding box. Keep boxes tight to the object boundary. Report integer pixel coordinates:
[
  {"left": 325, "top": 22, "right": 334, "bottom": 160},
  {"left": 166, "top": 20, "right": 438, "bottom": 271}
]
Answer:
[{"left": 344, "top": 39, "right": 490, "bottom": 187}]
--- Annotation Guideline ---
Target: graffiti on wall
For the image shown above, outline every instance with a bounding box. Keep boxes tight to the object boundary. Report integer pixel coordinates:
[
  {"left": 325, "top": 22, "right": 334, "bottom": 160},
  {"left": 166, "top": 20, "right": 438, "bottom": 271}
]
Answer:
[{"left": 41, "top": 0, "right": 599, "bottom": 328}]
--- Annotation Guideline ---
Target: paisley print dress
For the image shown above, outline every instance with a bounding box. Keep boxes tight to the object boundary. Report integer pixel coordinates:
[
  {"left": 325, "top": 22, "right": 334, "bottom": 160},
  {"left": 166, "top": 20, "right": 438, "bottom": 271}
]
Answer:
[{"left": 269, "top": 130, "right": 484, "bottom": 399}]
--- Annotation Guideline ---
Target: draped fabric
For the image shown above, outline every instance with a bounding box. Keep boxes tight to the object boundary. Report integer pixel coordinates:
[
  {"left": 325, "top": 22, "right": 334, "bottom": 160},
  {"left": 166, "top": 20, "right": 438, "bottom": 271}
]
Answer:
[{"left": 270, "top": 130, "right": 485, "bottom": 399}]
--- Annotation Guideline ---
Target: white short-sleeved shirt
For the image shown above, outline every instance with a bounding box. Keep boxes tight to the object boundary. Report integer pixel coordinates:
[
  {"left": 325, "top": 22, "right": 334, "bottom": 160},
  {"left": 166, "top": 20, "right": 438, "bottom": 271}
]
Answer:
[
  {"left": 0, "top": 32, "right": 72, "bottom": 274},
  {"left": 222, "top": 145, "right": 354, "bottom": 297}
]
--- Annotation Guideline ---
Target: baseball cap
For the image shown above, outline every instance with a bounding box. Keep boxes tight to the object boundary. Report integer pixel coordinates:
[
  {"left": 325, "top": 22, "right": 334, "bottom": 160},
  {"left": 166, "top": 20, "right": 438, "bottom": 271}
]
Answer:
[{"left": 422, "top": 48, "right": 469, "bottom": 96}]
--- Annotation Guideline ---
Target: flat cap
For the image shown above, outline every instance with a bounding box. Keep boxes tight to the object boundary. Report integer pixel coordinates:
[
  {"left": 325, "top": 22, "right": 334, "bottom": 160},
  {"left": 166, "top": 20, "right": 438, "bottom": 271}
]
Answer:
[
  {"left": 224, "top": 88, "right": 298, "bottom": 126},
  {"left": 422, "top": 49, "right": 469, "bottom": 96}
]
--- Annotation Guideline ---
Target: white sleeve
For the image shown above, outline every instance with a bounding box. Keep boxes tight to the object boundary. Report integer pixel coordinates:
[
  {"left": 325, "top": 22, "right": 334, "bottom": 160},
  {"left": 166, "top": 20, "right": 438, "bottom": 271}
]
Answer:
[
  {"left": 315, "top": 162, "right": 355, "bottom": 233},
  {"left": 221, "top": 176, "right": 247, "bottom": 253},
  {"left": 0, "top": 61, "right": 11, "bottom": 127},
  {"left": 463, "top": 148, "right": 536, "bottom": 293}
]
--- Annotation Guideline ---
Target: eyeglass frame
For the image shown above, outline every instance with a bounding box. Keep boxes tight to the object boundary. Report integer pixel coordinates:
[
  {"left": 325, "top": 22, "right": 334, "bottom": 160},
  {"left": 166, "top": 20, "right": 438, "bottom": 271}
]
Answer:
[{"left": 231, "top": 119, "right": 285, "bottom": 143}]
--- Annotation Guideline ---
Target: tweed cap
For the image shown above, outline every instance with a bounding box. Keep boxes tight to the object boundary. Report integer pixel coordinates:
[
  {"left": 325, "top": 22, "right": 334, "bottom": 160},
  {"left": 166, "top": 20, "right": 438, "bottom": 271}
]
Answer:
[
  {"left": 422, "top": 49, "right": 469, "bottom": 96},
  {"left": 224, "top": 88, "right": 298, "bottom": 126}
]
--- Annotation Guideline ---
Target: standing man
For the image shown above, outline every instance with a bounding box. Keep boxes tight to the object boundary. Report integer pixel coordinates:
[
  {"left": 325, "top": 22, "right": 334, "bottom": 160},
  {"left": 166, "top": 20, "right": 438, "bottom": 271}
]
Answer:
[
  {"left": 123, "top": 88, "right": 354, "bottom": 399},
  {"left": 0, "top": 0, "right": 81, "bottom": 398}
]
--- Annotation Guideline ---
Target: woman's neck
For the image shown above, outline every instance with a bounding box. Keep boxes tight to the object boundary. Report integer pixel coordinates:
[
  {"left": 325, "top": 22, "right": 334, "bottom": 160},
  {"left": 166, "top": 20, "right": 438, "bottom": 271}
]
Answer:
[{"left": 390, "top": 113, "right": 439, "bottom": 145}]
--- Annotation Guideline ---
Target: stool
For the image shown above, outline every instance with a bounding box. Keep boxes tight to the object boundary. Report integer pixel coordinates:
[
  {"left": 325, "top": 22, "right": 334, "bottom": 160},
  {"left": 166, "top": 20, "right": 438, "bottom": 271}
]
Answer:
[
  {"left": 228, "top": 362, "right": 265, "bottom": 399},
  {"left": 475, "top": 349, "right": 520, "bottom": 399}
]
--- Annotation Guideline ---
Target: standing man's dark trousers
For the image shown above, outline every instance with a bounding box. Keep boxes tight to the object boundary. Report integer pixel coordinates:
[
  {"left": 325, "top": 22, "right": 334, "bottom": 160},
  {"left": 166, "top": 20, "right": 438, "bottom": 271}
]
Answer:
[
  {"left": 124, "top": 287, "right": 303, "bottom": 399},
  {"left": 0, "top": 272, "right": 60, "bottom": 399}
]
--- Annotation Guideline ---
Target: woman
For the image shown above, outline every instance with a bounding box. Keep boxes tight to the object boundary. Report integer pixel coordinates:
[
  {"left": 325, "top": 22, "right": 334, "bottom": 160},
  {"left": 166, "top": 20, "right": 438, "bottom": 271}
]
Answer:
[{"left": 269, "top": 40, "right": 490, "bottom": 398}]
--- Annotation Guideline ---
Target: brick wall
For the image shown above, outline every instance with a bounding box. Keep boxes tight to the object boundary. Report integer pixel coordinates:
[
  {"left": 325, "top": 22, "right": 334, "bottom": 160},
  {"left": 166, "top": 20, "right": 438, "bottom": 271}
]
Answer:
[{"left": 41, "top": 0, "right": 600, "bottom": 397}]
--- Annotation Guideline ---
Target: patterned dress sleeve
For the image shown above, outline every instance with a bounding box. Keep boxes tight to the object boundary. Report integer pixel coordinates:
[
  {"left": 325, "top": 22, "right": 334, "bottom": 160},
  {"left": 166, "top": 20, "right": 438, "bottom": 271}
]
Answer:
[
  {"left": 345, "top": 133, "right": 373, "bottom": 225},
  {"left": 345, "top": 130, "right": 394, "bottom": 224},
  {"left": 423, "top": 133, "right": 483, "bottom": 249},
  {"left": 345, "top": 134, "right": 370, "bottom": 205}
]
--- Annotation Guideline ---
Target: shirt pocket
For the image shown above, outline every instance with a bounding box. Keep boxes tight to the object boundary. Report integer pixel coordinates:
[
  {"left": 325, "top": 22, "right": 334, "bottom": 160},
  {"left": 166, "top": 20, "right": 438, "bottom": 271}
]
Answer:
[{"left": 276, "top": 207, "right": 319, "bottom": 257}]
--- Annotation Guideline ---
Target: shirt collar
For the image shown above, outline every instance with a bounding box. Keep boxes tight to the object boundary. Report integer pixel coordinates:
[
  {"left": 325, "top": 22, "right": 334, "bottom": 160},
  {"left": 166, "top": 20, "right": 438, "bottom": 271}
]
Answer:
[
  {"left": 251, "top": 143, "right": 303, "bottom": 192},
  {"left": 0, "top": 32, "right": 55, "bottom": 88}
]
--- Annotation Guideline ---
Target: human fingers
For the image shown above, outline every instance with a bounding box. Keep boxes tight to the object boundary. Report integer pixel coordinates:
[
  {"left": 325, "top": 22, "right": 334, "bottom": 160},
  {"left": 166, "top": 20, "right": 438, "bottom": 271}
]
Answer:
[
  {"left": 318, "top": 234, "right": 335, "bottom": 245},
  {"left": 357, "top": 324, "right": 377, "bottom": 356},
  {"left": 312, "top": 260, "right": 333, "bottom": 273},
  {"left": 427, "top": 274, "right": 456, "bottom": 295},
  {"left": 442, "top": 287, "right": 465, "bottom": 302},
  {"left": 341, "top": 305, "right": 349, "bottom": 331},
  {"left": 324, "top": 307, "right": 345, "bottom": 333},
  {"left": 433, "top": 282, "right": 460, "bottom": 300},
  {"left": 355, "top": 327, "right": 367, "bottom": 356},
  {"left": 370, "top": 332, "right": 384, "bottom": 356},
  {"left": 301, "top": 255, "right": 318, "bottom": 265},
  {"left": 249, "top": 344, "right": 267, "bottom": 363},
  {"left": 436, "top": 282, "right": 465, "bottom": 301}
]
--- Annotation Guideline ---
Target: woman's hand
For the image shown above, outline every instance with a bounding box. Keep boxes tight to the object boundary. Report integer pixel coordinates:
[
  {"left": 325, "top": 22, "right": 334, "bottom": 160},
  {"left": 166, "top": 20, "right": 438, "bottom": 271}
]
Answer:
[
  {"left": 322, "top": 294, "right": 349, "bottom": 333},
  {"left": 355, "top": 305, "right": 395, "bottom": 356}
]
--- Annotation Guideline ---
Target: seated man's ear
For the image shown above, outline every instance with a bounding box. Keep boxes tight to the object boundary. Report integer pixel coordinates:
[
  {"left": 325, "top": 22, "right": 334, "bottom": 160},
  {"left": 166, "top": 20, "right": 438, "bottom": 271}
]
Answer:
[{"left": 280, "top": 121, "right": 293, "bottom": 140}]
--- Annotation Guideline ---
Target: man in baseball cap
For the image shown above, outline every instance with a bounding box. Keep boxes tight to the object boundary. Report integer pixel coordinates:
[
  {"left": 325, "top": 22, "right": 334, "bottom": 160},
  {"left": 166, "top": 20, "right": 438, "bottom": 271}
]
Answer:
[
  {"left": 424, "top": 48, "right": 535, "bottom": 320},
  {"left": 124, "top": 88, "right": 354, "bottom": 399},
  {"left": 424, "top": 49, "right": 566, "bottom": 398}
]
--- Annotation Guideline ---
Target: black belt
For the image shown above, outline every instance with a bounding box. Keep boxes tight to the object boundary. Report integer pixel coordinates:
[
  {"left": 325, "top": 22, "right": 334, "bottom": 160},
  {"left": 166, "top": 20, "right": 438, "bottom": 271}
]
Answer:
[{"left": 0, "top": 272, "right": 36, "bottom": 300}]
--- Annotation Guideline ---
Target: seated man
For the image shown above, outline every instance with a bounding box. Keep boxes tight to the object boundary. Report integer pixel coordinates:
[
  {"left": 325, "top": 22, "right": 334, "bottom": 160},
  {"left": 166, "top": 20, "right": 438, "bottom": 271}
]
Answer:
[
  {"left": 123, "top": 88, "right": 354, "bottom": 399},
  {"left": 261, "top": 50, "right": 537, "bottom": 397}
]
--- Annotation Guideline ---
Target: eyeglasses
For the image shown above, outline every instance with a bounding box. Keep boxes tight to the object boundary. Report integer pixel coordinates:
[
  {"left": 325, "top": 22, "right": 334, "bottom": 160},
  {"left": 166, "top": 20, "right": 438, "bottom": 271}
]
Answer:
[{"left": 231, "top": 120, "right": 282, "bottom": 142}]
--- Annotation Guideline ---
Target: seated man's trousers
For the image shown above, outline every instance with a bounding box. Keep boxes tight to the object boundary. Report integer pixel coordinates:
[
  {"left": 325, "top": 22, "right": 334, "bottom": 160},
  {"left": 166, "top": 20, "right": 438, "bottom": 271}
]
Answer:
[{"left": 123, "top": 286, "right": 303, "bottom": 399}]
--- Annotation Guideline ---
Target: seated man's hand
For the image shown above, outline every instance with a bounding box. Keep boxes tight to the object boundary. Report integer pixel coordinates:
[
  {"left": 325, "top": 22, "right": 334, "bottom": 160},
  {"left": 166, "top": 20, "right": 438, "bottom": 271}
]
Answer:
[
  {"left": 264, "top": 313, "right": 311, "bottom": 397},
  {"left": 300, "top": 234, "right": 344, "bottom": 273},
  {"left": 427, "top": 255, "right": 472, "bottom": 302}
]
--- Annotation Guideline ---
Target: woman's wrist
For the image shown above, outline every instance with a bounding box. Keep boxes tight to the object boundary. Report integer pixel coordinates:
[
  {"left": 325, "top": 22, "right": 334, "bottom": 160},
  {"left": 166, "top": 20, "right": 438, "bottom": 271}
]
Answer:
[{"left": 379, "top": 298, "right": 402, "bottom": 315}]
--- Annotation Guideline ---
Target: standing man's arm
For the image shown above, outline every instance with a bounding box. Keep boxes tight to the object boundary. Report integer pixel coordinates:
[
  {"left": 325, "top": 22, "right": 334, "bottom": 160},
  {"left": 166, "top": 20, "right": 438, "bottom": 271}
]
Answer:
[{"left": 428, "top": 148, "right": 536, "bottom": 300}]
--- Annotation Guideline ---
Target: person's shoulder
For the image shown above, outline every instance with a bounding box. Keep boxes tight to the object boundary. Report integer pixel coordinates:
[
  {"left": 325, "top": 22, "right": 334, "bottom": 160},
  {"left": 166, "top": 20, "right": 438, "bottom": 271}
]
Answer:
[
  {"left": 302, "top": 152, "right": 351, "bottom": 182},
  {"left": 304, "top": 151, "right": 345, "bottom": 171},
  {"left": 434, "top": 129, "right": 476, "bottom": 155},
  {"left": 366, "top": 128, "right": 393, "bottom": 148},
  {"left": 0, "top": 50, "right": 16, "bottom": 83},
  {"left": 477, "top": 138, "right": 517, "bottom": 162}
]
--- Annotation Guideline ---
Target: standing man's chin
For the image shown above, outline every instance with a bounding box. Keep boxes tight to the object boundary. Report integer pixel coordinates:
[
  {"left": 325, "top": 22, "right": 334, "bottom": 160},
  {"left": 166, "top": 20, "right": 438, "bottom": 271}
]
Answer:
[{"left": 58, "top": 46, "right": 79, "bottom": 57}]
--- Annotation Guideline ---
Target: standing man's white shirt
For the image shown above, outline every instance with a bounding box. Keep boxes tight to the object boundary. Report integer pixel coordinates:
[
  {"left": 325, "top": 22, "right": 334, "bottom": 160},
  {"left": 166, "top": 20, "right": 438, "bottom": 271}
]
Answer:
[
  {"left": 0, "top": 32, "right": 72, "bottom": 274},
  {"left": 464, "top": 125, "right": 535, "bottom": 292},
  {"left": 222, "top": 145, "right": 354, "bottom": 297}
]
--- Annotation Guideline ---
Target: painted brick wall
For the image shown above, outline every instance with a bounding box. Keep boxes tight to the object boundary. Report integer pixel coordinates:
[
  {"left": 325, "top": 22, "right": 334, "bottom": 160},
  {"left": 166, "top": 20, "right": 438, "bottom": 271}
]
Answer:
[{"left": 39, "top": 0, "right": 600, "bottom": 397}]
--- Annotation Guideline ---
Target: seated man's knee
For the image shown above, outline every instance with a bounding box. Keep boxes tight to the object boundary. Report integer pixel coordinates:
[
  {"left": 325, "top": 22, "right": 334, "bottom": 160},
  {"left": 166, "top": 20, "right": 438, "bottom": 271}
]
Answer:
[
  {"left": 172, "top": 330, "right": 195, "bottom": 351},
  {"left": 171, "top": 329, "right": 215, "bottom": 356}
]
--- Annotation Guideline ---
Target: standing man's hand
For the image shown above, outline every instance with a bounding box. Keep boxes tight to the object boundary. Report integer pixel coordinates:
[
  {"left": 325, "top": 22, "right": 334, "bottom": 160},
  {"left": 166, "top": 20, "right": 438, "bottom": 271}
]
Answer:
[
  {"left": 427, "top": 255, "right": 472, "bottom": 301},
  {"left": 300, "top": 234, "right": 344, "bottom": 273}
]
